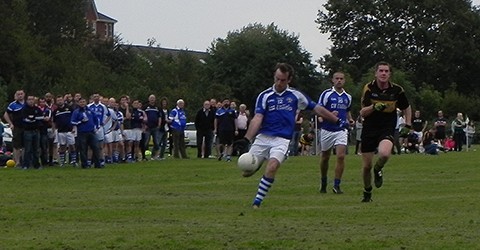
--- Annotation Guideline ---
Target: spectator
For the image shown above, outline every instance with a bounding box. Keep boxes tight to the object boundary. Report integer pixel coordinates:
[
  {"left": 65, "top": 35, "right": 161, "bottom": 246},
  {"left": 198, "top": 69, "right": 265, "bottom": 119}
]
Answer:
[
  {"left": 131, "top": 100, "right": 147, "bottom": 161},
  {"left": 434, "top": 110, "right": 448, "bottom": 145},
  {"left": 355, "top": 115, "right": 363, "bottom": 155},
  {"left": 119, "top": 96, "right": 133, "bottom": 162},
  {"left": 169, "top": 99, "right": 188, "bottom": 159},
  {"left": 52, "top": 95, "right": 77, "bottom": 167},
  {"left": 394, "top": 109, "right": 404, "bottom": 154},
  {"left": 37, "top": 98, "right": 52, "bottom": 166},
  {"left": 412, "top": 110, "right": 427, "bottom": 143},
  {"left": 143, "top": 94, "right": 161, "bottom": 160},
  {"left": 299, "top": 131, "right": 314, "bottom": 155},
  {"left": 406, "top": 131, "right": 420, "bottom": 153},
  {"left": 103, "top": 98, "right": 118, "bottom": 163},
  {"left": 44, "top": 92, "right": 58, "bottom": 165},
  {"left": 466, "top": 121, "right": 475, "bottom": 148},
  {"left": 3, "top": 90, "right": 25, "bottom": 167},
  {"left": 194, "top": 100, "right": 215, "bottom": 158},
  {"left": 422, "top": 127, "right": 439, "bottom": 155},
  {"left": 214, "top": 98, "right": 237, "bottom": 162},
  {"left": 159, "top": 97, "right": 170, "bottom": 160},
  {"left": 88, "top": 93, "right": 111, "bottom": 166},
  {"left": 452, "top": 112, "right": 466, "bottom": 151},
  {"left": 444, "top": 136, "right": 455, "bottom": 151},
  {"left": 71, "top": 98, "right": 102, "bottom": 168},
  {"left": 233, "top": 103, "right": 250, "bottom": 156},
  {"left": 21, "top": 96, "right": 44, "bottom": 169}
]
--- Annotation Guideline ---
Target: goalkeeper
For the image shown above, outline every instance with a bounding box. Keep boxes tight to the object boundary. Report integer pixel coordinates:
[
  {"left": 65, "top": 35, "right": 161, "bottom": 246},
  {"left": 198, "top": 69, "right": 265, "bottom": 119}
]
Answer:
[{"left": 359, "top": 62, "right": 412, "bottom": 202}]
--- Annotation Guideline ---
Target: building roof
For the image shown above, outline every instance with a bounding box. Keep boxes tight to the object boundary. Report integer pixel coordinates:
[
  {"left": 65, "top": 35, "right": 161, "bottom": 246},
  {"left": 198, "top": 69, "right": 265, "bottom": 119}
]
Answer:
[
  {"left": 124, "top": 45, "right": 208, "bottom": 59},
  {"left": 97, "top": 12, "right": 117, "bottom": 23}
]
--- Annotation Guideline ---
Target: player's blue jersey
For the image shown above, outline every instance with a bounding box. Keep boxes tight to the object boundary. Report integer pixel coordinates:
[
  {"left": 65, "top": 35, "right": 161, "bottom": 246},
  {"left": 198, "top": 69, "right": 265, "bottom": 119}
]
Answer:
[
  {"left": 318, "top": 87, "right": 352, "bottom": 132},
  {"left": 115, "top": 110, "right": 124, "bottom": 130},
  {"left": 87, "top": 102, "right": 110, "bottom": 125},
  {"left": 255, "top": 85, "right": 317, "bottom": 139}
]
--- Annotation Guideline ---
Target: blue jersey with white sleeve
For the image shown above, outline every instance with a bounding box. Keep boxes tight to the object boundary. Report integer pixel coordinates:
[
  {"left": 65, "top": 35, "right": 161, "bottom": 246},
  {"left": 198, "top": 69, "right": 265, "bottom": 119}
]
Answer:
[
  {"left": 255, "top": 85, "right": 317, "bottom": 139},
  {"left": 318, "top": 87, "right": 352, "bottom": 132},
  {"left": 87, "top": 102, "right": 110, "bottom": 126}
]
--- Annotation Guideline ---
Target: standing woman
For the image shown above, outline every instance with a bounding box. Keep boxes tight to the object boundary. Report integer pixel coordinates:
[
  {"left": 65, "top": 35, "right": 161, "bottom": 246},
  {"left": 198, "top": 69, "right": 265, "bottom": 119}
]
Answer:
[
  {"left": 452, "top": 113, "right": 466, "bottom": 151},
  {"left": 355, "top": 115, "right": 363, "bottom": 155}
]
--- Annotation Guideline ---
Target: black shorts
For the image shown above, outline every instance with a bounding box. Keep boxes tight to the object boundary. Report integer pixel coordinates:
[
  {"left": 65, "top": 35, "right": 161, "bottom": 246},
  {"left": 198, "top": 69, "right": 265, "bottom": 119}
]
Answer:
[
  {"left": 218, "top": 130, "right": 234, "bottom": 145},
  {"left": 12, "top": 127, "right": 24, "bottom": 149},
  {"left": 361, "top": 127, "right": 395, "bottom": 153}
]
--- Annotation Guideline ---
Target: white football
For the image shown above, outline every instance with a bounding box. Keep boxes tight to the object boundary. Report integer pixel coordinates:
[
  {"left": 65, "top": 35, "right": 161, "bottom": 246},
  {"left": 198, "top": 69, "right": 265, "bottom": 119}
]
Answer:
[{"left": 237, "top": 152, "right": 260, "bottom": 172}]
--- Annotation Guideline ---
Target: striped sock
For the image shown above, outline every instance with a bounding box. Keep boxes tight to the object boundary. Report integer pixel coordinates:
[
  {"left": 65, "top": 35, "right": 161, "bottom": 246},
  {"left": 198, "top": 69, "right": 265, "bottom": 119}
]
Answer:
[
  {"left": 59, "top": 152, "right": 66, "bottom": 165},
  {"left": 70, "top": 152, "right": 77, "bottom": 164},
  {"left": 253, "top": 175, "right": 275, "bottom": 207},
  {"left": 334, "top": 178, "right": 341, "bottom": 187}
]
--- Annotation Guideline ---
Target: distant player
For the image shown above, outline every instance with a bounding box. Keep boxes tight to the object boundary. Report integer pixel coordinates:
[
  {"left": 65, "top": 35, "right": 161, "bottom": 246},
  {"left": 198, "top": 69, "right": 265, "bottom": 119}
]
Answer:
[
  {"left": 318, "top": 72, "right": 354, "bottom": 194},
  {"left": 52, "top": 96, "right": 77, "bottom": 167},
  {"left": 235, "top": 63, "right": 349, "bottom": 208},
  {"left": 359, "top": 62, "right": 412, "bottom": 202}
]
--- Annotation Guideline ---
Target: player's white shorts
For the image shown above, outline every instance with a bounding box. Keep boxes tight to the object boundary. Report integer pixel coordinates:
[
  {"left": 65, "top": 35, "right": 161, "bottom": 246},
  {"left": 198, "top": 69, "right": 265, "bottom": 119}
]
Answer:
[
  {"left": 47, "top": 128, "right": 56, "bottom": 139},
  {"left": 131, "top": 128, "right": 143, "bottom": 142},
  {"left": 123, "top": 129, "right": 133, "bottom": 141},
  {"left": 57, "top": 132, "right": 76, "bottom": 146},
  {"left": 105, "top": 130, "right": 122, "bottom": 143},
  {"left": 249, "top": 134, "right": 290, "bottom": 164},
  {"left": 95, "top": 127, "right": 105, "bottom": 141},
  {"left": 320, "top": 129, "right": 348, "bottom": 151}
]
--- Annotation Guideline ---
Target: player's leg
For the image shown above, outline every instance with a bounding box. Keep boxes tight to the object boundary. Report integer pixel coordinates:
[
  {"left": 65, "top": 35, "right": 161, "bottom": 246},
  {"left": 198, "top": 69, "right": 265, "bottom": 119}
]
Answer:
[
  {"left": 68, "top": 134, "right": 77, "bottom": 166},
  {"left": 332, "top": 130, "right": 348, "bottom": 194},
  {"left": 319, "top": 130, "right": 334, "bottom": 193},
  {"left": 373, "top": 139, "right": 394, "bottom": 188},
  {"left": 250, "top": 135, "right": 288, "bottom": 208}
]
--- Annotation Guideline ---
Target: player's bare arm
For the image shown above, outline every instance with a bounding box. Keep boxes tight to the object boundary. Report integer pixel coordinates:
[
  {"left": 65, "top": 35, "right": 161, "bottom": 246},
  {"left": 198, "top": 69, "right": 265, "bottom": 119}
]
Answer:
[{"left": 243, "top": 113, "right": 263, "bottom": 142}]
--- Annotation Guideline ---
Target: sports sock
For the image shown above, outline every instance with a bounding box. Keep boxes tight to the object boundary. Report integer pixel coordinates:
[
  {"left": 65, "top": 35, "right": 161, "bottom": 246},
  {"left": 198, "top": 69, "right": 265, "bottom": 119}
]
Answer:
[
  {"left": 69, "top": 152, "right": 77, "bottom": 163},
  {"left": 334, "top": 178, "right": 341, "bottom": 187},
  {"left": 253, "top": 175, "right": 275, "bottom": 206},
  {"left": 364, "top": 186, "right": 372, "bottom": 193},
  {"left": 374, "top": 157, "right": 387, "bottom": 171},
  {"left": 59, "top": 152, "right": 66, "bottom": 165},
  {"left": 321, "top": 176, "right": 327, "bottom": 187}
]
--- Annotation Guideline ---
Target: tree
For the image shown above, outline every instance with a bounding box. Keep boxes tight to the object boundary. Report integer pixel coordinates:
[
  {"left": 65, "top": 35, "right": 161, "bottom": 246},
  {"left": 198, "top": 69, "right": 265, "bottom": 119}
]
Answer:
[
  {"left": 206, "top": 23, "right": 321, "bottom": 109},
  {"left": 316, "top": 0, "right": 480, "bottom": 95}
]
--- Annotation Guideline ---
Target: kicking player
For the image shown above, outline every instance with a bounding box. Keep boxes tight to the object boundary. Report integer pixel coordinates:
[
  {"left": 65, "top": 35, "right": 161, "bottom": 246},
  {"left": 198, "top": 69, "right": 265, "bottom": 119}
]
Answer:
[
  {"left": 235, "top": 63, "right": 349, "bottom": 208},
  {"left": 359, "top": 62, "right": 412, "bottom": 202},
  {"left": 318, "top": 72, "right": 354, "bottom": 194},
  {"left": 52, "top": 96, "right": 77, "bottom": 167}
]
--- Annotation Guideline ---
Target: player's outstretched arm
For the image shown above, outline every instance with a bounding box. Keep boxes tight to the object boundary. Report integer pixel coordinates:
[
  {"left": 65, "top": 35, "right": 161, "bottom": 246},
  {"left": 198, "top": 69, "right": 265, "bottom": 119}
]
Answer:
[
  {"left": 243, "top": 113, "right": 263, "bottom": 142},
  {"left": 313, "top": 105, "right": 339, "bottom": 123}
]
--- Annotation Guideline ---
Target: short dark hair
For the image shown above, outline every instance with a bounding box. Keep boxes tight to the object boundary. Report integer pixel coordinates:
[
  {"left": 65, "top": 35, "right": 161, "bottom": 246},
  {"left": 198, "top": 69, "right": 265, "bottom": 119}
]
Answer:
[
  {"left": 275, "top": 63, "right": 295, "bottom": 80},
  {"left": 374, "top": 61, "right": 392, "bottom": 73}
]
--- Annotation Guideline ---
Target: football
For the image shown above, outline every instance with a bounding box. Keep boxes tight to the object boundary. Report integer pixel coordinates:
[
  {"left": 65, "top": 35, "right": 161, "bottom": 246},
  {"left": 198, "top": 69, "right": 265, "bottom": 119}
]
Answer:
[
  {"left": 237, "top": 152, "right": 260, "bottom": 172},
  {"left": 6, "top": 159, "right": 16, "bottom": 168}
]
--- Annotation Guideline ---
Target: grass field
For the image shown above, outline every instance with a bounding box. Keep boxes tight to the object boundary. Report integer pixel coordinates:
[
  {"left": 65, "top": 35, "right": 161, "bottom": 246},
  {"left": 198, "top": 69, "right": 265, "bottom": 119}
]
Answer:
[{"left": 0, "top": 147, "right": 479, "bottom": 249}]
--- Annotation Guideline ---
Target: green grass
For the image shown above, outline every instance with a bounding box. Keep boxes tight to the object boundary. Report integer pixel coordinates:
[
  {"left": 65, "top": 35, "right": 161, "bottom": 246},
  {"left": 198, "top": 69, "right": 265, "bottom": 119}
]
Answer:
[{"left": 0, "top": 147, "right": 479, "bottom": 249}]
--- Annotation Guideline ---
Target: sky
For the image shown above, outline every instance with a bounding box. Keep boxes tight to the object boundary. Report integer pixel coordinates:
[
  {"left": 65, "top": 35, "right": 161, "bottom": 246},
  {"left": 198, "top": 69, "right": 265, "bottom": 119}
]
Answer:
[{"left": 95, "top": 0, "right": 480, "bottom": 66}]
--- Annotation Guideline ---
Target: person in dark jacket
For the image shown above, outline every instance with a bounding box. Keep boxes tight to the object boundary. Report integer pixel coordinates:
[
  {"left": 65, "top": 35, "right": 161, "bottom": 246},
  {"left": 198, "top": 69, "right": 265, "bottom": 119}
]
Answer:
[
  {"left": 21, "top": 96, "right": 44, "bottom": 169},
  {"left": 71, "top": 98, "right": 101, "bottom": 168},
  {"left": 194, "top": 100, "right": 215, "bottom": 158}
]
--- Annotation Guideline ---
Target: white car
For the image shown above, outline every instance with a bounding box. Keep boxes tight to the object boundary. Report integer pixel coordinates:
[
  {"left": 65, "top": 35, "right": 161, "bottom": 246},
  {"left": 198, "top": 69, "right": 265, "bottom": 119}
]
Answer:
[
  {"left": 184, "top": 122, "right": 197, "bottom": 147},
  {"left": 1, "top": 122, "right": 13, "bottom": 151}
]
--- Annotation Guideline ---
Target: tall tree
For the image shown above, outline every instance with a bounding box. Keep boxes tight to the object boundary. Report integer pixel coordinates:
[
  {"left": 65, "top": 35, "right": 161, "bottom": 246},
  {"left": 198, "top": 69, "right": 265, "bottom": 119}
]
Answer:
[
  {"left": 206, "top": 23, "right": 321, "bottom": 109},
  {"left": 317, "top": 0, "right": 480, "bottom": 95}
]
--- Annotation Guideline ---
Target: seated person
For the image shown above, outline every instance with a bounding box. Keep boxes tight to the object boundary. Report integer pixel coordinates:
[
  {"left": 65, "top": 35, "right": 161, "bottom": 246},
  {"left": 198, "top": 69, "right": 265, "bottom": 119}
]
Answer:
[
  {"left": 405, "top": 131, "right": 420, "bottom": 153},
  {"left": 299, "top": 131, "right": 314, "bottom": 156},
  {"left": 444, "top": 136, "right": 455, "bottom": 151},
  {"left": 422, "top": 128, "right": 439, "bottom": 155}
]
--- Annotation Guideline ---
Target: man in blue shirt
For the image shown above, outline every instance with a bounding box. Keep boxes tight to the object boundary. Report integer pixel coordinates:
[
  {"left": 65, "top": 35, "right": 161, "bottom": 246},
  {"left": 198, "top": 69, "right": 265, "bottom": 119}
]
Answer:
[
  {"left": 71, "top": 98, "right": 102, "bottom": 168},
  {"left": 3, "top": 90, "right": 25, "bottom": 167},
  {"left": 236, "top": 63, "right": 349, "bottom": 208},
  {"left": 88, "top": 93, "right": 111, "bottom": 165},
  {"left": 169, "top": 99, "right": 188, "bottom": 159},
  {"left": 318, "top": 72, "right": 354, "bottom": 194}
]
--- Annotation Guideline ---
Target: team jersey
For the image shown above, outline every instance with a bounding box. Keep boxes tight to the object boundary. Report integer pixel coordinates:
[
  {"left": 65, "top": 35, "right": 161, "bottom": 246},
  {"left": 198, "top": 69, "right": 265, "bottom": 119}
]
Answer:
[
  {"left": 412, "top": 116, "right": 425, "bottom": 132},
  {"left": 87, "top": 102, "right": 110, "bottom": 126},
  {"left": 318, "top": 87, "right": 352, "bottom": 132},
  {"left": 53, "top": 105, "right": 74, "bottom": 132},
  {"left": 434, "top": 117, "right": 447, "bottom": 133},
  {"left": 38, "top": 106, "right": 52, "bottom": 133},
  {"left": 144, "top": 104, "right": 160, "bottom": 129},
  {"left": 361, "top": 80, "right": 409, "bottom": 131},
  {"left": 71, "top": 107, "right": 98, "bottom": 133},
  {"left": 169, "top": 107, "right": 187, "bottom": 131},
  {"left": 216, "top": 107, "right": 237, "bottom": 132},
  {"left": 103, "top": 108, "right": 117, "bottom": 132},
  {"left": 114, "top": 110, "right": 124, "bottom": 130},
  {"left": 255, "top": 85, "right": 317, "bottom": 139},
  {"left": 131, "top": 108, "right": 145, "bottom": 129},
  {"left": 119, "top": 106, "right": 132, "bottom": 129},
  {"left": 6, "top": 101, "right": 25, "bottom": 127}
]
